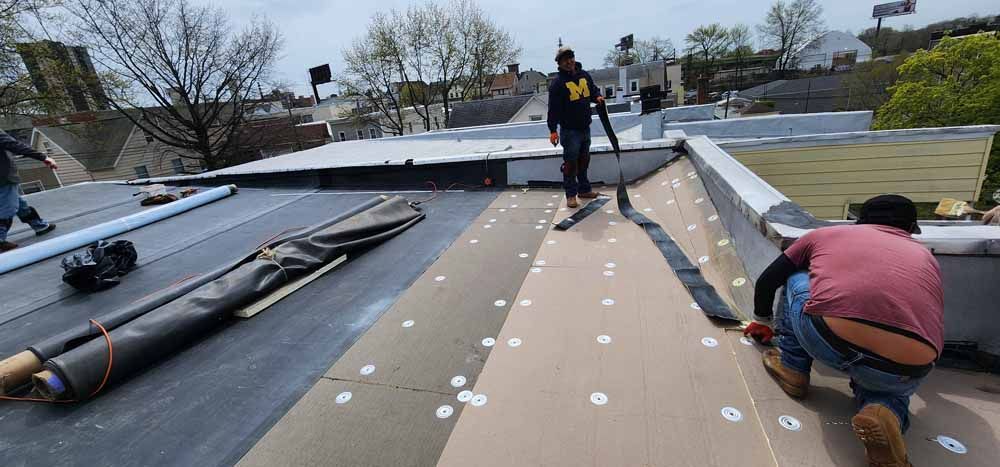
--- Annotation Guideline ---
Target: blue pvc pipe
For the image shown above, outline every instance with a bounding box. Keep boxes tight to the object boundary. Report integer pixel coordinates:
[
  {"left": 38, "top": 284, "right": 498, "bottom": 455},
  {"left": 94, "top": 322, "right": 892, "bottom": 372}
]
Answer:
[{"left": 0, "top": 185, "right": 238, "bottom": 275}]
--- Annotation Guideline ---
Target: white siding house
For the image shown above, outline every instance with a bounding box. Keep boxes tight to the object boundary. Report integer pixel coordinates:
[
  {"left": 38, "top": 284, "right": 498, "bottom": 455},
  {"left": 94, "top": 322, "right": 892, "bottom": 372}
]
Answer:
[{"left": 792, "top": 31, "right": 872, "bottom": 72}]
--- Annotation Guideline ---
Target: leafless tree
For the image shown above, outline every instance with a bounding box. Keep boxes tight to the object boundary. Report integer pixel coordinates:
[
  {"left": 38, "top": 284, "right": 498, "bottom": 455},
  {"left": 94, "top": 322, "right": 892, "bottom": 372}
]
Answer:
[
  {"left": 685, "top": 23, "right": 731, "bottom": 75},
  {"left": 604, "top": 36, "right": 676, "bottom": 67},
  {"left": 339, "top": 0, "right": 519, "bottom": 132},
  {"left": 757, "top": 0, "right": 825, "bottom": 72},
  {"left": 68, "top": 0, "right": 282, "bottom": 170}
]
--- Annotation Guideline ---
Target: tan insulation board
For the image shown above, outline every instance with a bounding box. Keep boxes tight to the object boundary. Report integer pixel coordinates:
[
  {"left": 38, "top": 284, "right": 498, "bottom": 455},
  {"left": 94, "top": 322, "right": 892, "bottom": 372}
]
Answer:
[
  {"left": 239, "top": 190, "right": 555, "bottom": 466},
  {"left": 436, "top": 185, "right": 777, "bottom": 467},
  {"left": 727, "top": 331, "right": 1000, "bottom": 466},
  {"left": 238, "top": 379, "right": 460, "bottom": 467}
]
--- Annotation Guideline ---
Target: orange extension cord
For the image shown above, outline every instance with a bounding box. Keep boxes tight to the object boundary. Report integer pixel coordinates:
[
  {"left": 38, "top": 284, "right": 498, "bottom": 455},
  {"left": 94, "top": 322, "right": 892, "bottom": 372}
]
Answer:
[{"left": 0, "top": 319, "right": 114, "bottom": 403}]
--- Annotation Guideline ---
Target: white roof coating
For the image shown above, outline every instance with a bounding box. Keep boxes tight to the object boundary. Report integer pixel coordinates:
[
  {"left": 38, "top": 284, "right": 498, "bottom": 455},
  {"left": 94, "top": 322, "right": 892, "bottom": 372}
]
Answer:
[{"left": 139, "top": 113, "right": 646, "bottom": 183}]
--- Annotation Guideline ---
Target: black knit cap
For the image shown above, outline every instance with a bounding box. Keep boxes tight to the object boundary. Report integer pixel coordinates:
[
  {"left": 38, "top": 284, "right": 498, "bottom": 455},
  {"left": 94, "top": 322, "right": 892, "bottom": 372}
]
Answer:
[{"left": 857, "top": 194, "right": 921, "bottom": 234}]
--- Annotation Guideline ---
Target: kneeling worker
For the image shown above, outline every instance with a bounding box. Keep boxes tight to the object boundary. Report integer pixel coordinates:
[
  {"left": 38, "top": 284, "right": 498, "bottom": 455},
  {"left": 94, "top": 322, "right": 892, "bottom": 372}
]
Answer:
[
  {"left": 548, "top": 46, "right": 603, "bottom": 208},
  {"left": 745, "top": 195, "right": 942, "bottom": 467}
]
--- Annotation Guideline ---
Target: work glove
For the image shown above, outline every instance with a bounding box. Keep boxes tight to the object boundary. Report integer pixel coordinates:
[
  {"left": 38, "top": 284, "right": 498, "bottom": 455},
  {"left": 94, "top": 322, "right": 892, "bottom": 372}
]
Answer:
[
  {"left": 549, "top": 132, "right": 559, "bottom": 147},
  {"left": 743, "top": 321, "right": 774, "bottom": 345},
  {"left": 595, "top": 95, "right": 605, "bottom": 105}
]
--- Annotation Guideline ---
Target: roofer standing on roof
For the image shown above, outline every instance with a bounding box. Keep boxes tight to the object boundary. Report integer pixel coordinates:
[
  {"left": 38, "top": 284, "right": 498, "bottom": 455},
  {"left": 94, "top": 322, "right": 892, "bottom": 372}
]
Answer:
[
  {"left": 548, "top": 47, "right": 604, "bottom": 209},
  {"left": 744, "top": 195, "right": 942, "bottom": 467},
  {"left": 1, "top": 129, "right": 58, "bottom": 252}
]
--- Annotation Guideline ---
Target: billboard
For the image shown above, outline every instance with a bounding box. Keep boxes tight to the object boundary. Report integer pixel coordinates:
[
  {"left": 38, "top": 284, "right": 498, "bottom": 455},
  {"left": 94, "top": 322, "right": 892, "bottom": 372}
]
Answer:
[
  {"left": 873, "top": 1, "right": 916, "bottom": 19},
  {"left": 309, "top": 64, "right": 332, "bottom": 85}
]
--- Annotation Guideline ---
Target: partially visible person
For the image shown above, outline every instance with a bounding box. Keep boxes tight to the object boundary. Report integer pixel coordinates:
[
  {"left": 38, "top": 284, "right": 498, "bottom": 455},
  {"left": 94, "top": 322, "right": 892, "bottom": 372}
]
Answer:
[
  {"left": 983, "top": 205, "right": 1000, "bottom": 225},
  {"left": 1, "top": 129, "right": 58, "bottom": 252},
  {"left": 547, "top": 46, "right": 604, "bottom": 208},
  {"left": 744, "top": 194, "right": 942, "bottom": 467}
]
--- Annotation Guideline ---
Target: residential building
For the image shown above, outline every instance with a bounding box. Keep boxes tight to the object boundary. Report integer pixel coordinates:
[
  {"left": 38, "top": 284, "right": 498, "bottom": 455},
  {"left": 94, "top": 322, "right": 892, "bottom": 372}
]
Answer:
[
  {"left": 446, "top": 94, "right": 546, "bottom": 129},
  {"left": 588, "top": 60, "right": 684, "bottom": 106},
  {"left": 789, "top": 31, "right": 872, "bottom": 72},
  {"left": 517, "top": 69, "right": 548, "bottom": 95},
  {"left": 488, "top": 64, "right": 520, "bottom": 97},
  {"left": 16, "top": 41, "right": 109, "bottom": 113},
  {"left": 327, "top": 104, "right": 445, "bottom": 141},
  {"left": 20, "top": 111, "right": 202, "bottom": 187},
  {"left": 739, "top": 75, "right": 848, "bottom": 114}
]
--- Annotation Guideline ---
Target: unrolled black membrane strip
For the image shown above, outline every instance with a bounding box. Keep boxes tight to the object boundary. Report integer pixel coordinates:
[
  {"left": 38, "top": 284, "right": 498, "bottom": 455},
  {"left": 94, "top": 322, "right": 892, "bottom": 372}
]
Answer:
[
  {"left": 553, "top": 196, "right": 611, "bottom": 230},
  {"left": 596, "top": 105, "right": 739, "bottom": 321}
]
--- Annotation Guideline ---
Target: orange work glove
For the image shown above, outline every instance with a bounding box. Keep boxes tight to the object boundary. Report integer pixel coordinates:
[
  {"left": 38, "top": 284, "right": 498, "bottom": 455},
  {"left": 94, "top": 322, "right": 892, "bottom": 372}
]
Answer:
[
  {"left": 549, "top": 132, "right": 559, "bottom": 146},
  {"left": 743, "top": 322, "right": 774, "bottom": 345}
]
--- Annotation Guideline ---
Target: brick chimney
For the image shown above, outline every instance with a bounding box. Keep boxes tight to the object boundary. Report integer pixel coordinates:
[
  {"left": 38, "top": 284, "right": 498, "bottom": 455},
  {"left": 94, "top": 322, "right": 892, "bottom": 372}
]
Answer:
[{"left": 507, "top": 63, "right": 520, "bottom": 75}]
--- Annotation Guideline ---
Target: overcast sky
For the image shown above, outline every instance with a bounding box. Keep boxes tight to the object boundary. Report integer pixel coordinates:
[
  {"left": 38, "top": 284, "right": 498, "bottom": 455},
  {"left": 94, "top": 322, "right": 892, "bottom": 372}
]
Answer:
[{"left": 216, "top": 0, "right": 998, "bottom": 97}]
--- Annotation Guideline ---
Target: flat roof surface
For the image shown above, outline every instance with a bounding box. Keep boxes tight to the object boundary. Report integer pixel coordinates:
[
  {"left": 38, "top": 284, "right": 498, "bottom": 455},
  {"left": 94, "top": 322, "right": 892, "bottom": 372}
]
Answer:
[{"left": 3, "top": 152, "right": 998, "bottom": 466}]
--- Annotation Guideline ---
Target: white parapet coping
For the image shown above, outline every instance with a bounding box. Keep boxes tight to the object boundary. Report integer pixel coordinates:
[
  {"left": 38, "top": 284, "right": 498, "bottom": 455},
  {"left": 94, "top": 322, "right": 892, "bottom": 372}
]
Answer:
[{"left": 685, "top": 134, "right": 1000, "bottom": 256}]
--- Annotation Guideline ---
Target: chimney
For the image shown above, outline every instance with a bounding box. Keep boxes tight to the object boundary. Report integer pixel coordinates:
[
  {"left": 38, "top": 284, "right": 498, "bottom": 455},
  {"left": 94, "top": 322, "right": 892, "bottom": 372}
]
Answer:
[{"left": 507, "top": 63, "right": 520, "bottom": 75}]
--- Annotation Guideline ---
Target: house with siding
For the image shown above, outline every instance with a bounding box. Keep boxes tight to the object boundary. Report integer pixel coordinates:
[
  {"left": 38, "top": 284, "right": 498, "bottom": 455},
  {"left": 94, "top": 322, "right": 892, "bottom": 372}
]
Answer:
[{"left": 21, "top": 112, "right": 202, "bottom": 188}]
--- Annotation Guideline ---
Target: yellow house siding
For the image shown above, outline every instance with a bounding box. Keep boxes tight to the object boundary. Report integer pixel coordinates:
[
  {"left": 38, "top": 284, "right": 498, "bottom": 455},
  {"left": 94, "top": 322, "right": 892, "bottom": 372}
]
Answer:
[
  {"left": 109, "top": 128, "right": 201, "bottom": 179},
  {"left": 726, "top": 137, "right": 993, "bottom": 219}
]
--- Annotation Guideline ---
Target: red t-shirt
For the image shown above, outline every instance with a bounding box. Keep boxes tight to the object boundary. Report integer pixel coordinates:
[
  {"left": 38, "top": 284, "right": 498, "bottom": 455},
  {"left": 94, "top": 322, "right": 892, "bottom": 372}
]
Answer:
[{"left": 783, "top": 224, "right": 944, "bottom": 354}]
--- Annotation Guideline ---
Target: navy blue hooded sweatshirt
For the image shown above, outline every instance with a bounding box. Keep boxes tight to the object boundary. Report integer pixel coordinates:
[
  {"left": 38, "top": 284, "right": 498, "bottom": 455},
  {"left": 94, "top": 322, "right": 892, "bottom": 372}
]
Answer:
[{"left": 547, "top": 62, "right": 601, "bottom": 133}]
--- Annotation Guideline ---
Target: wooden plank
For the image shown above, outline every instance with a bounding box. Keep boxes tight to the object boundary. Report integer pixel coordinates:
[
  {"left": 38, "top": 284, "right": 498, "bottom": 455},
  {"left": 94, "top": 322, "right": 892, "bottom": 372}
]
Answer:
[
  {"left": 760, "top": 166, "right": 982, "bottom": 187},
  {"left": 974, "top": 135, "right": 994, "bottom": 201},
  {"left": 234, "top": 255, "right": 347, "bottom": 319},
  {"left": 730, "top": 139, "right": 989, "bottom": 164},
  {"left": 748, "top": 153, "right": 984, "bottom": 176}
]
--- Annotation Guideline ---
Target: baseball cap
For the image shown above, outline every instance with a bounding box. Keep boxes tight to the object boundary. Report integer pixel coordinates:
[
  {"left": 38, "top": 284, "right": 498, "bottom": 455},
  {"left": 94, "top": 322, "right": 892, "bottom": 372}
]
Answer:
[
  {"left": 857, "top": 194, "right": 921, "bottom": 234},
  {"left": 554, "top": 46, "right": 575, "bottom": 62}
]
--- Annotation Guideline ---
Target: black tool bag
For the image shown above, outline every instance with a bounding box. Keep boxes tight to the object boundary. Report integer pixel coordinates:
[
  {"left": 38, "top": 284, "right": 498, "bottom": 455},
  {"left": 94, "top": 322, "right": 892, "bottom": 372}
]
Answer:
[{"left": 61, "top": 240, "right": 138, "bottom": 292}]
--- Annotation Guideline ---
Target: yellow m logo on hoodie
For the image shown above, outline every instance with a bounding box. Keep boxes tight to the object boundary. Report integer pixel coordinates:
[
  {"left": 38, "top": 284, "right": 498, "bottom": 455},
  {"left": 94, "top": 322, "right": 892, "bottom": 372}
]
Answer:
[{"left": 566, "top": 78, "right": 590, "bottom": 101}]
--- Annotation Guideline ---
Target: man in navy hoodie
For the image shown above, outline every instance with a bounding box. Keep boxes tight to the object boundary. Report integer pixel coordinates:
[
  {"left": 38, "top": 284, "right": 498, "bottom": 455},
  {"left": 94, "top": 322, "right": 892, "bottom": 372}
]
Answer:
[{"left": 548, "top": 47, "right": 604, "bottom": 208}]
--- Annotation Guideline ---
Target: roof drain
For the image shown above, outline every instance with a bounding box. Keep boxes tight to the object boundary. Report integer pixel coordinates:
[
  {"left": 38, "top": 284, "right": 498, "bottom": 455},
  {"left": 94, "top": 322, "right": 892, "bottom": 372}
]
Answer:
[
  {"left": 595, "top": 104, "right": 740, "bottom": 321},
  {"left": 30, "top": 196, "right": 425, "bottom": 401},
  {"left": 0, "top": 185, "right": 238, "bottom": 276}
]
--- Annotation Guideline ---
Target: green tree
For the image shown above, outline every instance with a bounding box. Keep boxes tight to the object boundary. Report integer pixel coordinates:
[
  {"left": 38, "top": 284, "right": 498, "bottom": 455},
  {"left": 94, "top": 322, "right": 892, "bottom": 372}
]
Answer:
[{"left": 874, "top": 35, "right": 1000, "bottom": 204}]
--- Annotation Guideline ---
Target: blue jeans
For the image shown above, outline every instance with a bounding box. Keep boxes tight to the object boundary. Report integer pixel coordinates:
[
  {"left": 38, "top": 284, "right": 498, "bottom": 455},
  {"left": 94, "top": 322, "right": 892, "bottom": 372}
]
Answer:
[
  {"left": 0, "top": 183, "right": 49, "bottom": 242},
  {"left": 560, "top": 128, "right": 592, "bottom": 197},
  {"left": 778, "top": 272, "right": 924, "bottom": 432}
]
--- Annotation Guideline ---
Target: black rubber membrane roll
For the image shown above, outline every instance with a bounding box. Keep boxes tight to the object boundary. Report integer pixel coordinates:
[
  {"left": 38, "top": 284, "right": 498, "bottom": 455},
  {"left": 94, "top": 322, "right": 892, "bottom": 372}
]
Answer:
[
  {"left": 43, "top": 196, "right": 424, "bottom": 400},
  {"left": 28, "top": 196, "right": 391, "bottom": 364}
]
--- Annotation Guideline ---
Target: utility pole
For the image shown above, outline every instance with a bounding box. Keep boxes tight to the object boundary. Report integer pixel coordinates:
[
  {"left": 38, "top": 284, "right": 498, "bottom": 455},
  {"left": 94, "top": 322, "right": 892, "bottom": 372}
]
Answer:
[{"left": 285, "top": 95, "right": 303, "bottom": 152}]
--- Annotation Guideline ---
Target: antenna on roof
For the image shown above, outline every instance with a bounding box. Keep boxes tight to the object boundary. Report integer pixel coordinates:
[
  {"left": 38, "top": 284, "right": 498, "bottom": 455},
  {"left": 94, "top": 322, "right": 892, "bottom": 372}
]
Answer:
[{"left": 558, "top": 37, "right": 563, "bottom": 47}]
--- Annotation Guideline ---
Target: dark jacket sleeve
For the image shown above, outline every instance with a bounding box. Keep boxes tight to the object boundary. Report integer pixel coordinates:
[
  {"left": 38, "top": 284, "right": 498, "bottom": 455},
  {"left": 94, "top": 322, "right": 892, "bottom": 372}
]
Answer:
[
  {"left": 0, "top": 130, "right": 46, "bottom": 162},
  {"left": 585, "top": 71, "right": 601, "bottom": 103},
  {"left": 547, "top": 81, "right": 562, "bottom": 134},
  {"left": 752, "top": 254, "right": 799, "bottom": 319}
]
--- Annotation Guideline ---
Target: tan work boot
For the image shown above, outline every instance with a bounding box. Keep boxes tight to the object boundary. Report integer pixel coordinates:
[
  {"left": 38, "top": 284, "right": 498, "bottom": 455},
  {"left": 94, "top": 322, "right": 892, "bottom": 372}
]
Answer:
[
  {"left": 578, "top": 191, "right": 600, "bottom": 199},
  {"left": 852, "top": 404, "right": 911, "bottom": 467},
  {"left": 762, "top": 349, "right": 810, "bottom": 398},
  {"left": 566, "top": 196, "right": 579, "bottom": 208}
]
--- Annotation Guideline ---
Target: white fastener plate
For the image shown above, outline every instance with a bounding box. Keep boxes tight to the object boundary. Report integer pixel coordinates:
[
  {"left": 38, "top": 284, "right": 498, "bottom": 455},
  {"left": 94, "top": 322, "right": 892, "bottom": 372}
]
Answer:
[
  {"left": 708, "top": 214, "right": 719, "bottom": 222},
  {"left": 740, "top": 336, "right": 755, "bottom": 346},
  {"left": 434, "top": 275, "right": 446, "bottom": 282},
  {"left": 721, "top": 407, "right": 743, "bottom": 422},
  {"left": 507, "top": 337, "right": 522, "bottom": 347},
  {"left": 590, "top": 392, "right": 608, "bottom": 406},
  {"left": 436, "top": 405, "right": 454, "bottom": 419},
  {"left": 597, "top": 335, "right": 612, "bottom": 344},
  {"left": 535, "top": 260, "right": 546, "bottom": 266},
  {"left": 690, "top": 302, "right": 701, "bottom": 310},
  {"left": 469, "top": 239, "right": 479, "bottom": 244},
  {"left": 687, "top": 224, "right": 697, "bottom": 231},
  {"left": 481, "top": 337, "right": 496, "bottom": 347},
  {"left": 450, "top": 375, "right": 467, "bottom": 388},
  {"left": 470, "top": 394, "right": 488, "bottom": 407},
  {"left": 518, "top": 253, "right": 529, "bottom": 258},
  {"left": 457, "top": 390, "right": 474, "bottom": 402},
  {"left": 519, "top": 299, "right": 532, "bottom": 306},
  {"left": 494, "top": 300, "right": 507, "bottom": 307},
  {"left": 360, "top": 364, "right": 376, "bottom": 376},
  {"left": 732, "top": 277, "right": 747, "bottom": 287},
  {"left": 701, "top": 337, "right": 719, "bottom": 347},
  {"left": 605, "top": 262, "right": 616, "bottom": 268},
  {"left": 935, "top": 435, "right": 967, "bottom": 454},
  {"left": 402, "top": 320, "right": 415, "bottom": 328},
  {"left": 603, "top": 270, "right": 615, "bottom": 277},
  {"left": 602, "top": 298, "right": 615, "bottom": 306},
  {"left": 718, "top": 239, "right": 730, "bottom": 246},
  {"left": 698, "top": 256, "right": 709, "bottom": 264},
  {"left": 778, "top": 415, "right": 802, "bottom": 431},
  {"left": 530, "top": 267, "right": 542, "bottom": 273},
  {"left": 335, "top": 392, "right": 352, "bottom": 404},
  {"left": 608, "top": 238, "right": 617, "bottom": 243}
]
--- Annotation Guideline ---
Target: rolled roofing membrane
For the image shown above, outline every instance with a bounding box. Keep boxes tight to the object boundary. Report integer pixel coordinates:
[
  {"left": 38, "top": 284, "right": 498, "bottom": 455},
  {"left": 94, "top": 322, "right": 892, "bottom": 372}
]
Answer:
[{"left": 0, "top": 185, "right": 238, "bottom": 275}]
